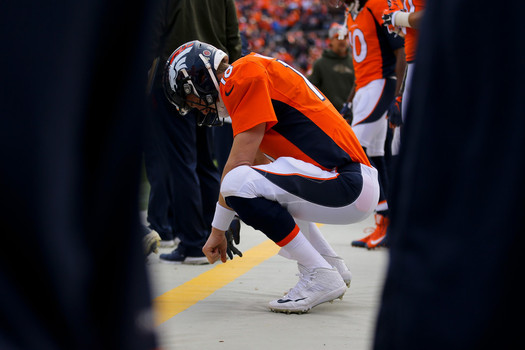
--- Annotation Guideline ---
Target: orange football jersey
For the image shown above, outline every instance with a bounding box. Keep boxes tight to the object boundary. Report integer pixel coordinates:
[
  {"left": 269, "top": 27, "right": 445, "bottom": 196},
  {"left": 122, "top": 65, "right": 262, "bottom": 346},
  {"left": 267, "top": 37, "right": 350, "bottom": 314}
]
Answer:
[
  {"left": 219, "top": 53, "right": 371, "bottom": 170},
  {"left": 402, "top": 0, "right": 425, "bottom": 62},
  {"left": 346, "top": 0, "right": 404, "bottom": 90}
]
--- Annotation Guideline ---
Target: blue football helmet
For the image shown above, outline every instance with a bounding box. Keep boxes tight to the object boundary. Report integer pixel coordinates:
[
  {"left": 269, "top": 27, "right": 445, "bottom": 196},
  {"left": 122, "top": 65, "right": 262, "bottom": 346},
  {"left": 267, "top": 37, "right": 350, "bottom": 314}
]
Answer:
[{"left": 163, "top": 40, "right": 228, "bottom": 127}]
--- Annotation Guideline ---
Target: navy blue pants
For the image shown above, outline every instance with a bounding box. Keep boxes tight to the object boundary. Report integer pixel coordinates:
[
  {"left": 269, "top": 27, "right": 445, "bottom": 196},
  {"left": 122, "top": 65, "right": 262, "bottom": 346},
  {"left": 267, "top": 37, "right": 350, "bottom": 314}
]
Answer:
[
  {"left": 212, "top": 122, "right": 234, "bottom": 175},
  {"left": 144, "top": 87, "right": 220, "bottom": 252}
]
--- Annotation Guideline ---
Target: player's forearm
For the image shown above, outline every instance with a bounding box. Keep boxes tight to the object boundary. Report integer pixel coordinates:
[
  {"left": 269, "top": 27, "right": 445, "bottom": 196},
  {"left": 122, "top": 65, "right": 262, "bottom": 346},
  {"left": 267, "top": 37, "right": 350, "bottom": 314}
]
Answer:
[
  {"left": 217, "top": 123, "right": 266, "bottom": 210},
  {"left": 393, "top": 10, "right": 424, "bottom": 29},
  {"left": 394, "top": 49, "right": 407, "bottom": 96},
  {"left": 345, "top": 84, "right": 356, "bottom": 103},
  {"left": 408, "top": 10, "right": 424, "bottom": 29}
]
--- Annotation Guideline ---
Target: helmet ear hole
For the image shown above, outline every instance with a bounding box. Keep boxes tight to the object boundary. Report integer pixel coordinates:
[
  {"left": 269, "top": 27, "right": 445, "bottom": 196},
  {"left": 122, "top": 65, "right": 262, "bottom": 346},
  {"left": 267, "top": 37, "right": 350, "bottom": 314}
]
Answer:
[{"left": 205, "top": 95, "right": 214, "bottom": 104}]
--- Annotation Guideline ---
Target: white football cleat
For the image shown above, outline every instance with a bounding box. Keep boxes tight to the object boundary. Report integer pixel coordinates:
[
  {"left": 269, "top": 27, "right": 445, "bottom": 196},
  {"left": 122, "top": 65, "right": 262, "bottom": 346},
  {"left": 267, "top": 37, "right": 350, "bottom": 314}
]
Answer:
[
  {"left": 322, "top": 255, "right": 352, "bottom": 287},
  {"left": 269, "top": 265, "right": 347, "bottom": 314}
]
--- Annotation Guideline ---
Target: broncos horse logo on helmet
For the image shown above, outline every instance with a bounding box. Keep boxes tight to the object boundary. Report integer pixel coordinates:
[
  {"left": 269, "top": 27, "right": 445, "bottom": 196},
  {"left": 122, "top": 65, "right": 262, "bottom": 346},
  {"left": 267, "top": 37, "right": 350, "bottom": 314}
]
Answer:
[{"left": 163, "top": 40, "right": 228, "bottom": 127}]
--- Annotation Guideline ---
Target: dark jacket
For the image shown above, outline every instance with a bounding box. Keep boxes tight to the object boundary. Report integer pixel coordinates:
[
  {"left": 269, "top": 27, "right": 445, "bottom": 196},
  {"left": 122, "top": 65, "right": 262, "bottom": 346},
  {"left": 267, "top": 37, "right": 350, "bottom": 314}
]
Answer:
[
  {"left": 149, "top": 0, "right": 242, "bottom": 85},
  {"left": 308, "top": 49, "right": 355, "bottom": 111}
]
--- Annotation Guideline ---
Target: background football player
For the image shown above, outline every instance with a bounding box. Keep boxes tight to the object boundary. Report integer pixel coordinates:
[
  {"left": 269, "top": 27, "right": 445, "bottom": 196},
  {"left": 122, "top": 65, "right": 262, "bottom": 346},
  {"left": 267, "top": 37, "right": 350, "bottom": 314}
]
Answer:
[{"left": 328, "top": 0, "right": 406, "bottom": 249}]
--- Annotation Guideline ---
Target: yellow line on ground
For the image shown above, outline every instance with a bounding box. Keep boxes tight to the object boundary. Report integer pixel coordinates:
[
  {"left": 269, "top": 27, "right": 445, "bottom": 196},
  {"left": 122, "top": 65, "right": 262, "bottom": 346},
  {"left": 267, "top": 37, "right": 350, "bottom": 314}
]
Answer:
[{"left": 153, "top": 239, "right": 280, "bottom": 325}]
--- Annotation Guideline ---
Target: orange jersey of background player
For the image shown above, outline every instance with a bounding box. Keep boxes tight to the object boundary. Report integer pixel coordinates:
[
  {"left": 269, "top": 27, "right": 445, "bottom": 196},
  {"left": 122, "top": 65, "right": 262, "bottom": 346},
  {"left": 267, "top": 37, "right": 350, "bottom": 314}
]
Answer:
[
  {"left": 219, "top": 52, "right": 371, "bottom": 170},
  {"left": 346, "top": 0, "right": 404, "bottom": 90},
  {"left": 402, "top": 0, "right": 425, "bottom": 62}
]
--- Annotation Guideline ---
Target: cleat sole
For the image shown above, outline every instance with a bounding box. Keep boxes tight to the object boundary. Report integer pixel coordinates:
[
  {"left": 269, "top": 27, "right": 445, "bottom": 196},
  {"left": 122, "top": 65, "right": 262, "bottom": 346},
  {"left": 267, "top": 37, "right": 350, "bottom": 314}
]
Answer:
[{"left": 268, "top": 289, "right": 346, "bottom": 314}]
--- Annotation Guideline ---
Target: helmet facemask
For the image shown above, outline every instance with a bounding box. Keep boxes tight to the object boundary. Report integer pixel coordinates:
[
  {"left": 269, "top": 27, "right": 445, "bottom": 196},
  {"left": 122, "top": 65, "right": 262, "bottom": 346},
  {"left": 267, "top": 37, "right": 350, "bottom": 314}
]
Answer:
[
  {"left": 192, "top": 94, "right": 223, "bottom": 127},
  {"left": 192, "top": 53, "right": 223, "bottom": 127}
]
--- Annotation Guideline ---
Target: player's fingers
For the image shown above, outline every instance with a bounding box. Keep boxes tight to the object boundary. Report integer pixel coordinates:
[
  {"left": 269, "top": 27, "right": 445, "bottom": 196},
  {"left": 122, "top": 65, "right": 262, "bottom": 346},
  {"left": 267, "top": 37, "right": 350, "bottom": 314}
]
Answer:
[
  {"left": 202, "top": 246, "right": 219, "bottom": 264},
  {"left": 232, "top": 246, "right": 243, "bottom": 257},
  {"left": 233, "top": 228, "right": 240, "bottom": 245},
  {"left": 220, "top": 248, "right": 227, "bottom": 263},
  {"left": 208, "top": 252, "right": 220, "bottom": 264}
]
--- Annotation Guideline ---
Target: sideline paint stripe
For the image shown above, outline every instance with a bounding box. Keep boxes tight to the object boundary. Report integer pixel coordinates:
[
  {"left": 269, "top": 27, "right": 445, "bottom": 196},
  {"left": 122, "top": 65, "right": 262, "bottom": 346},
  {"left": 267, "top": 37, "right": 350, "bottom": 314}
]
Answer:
[{"left": 153, "top": 239, "right": 280, "bottom": 325}]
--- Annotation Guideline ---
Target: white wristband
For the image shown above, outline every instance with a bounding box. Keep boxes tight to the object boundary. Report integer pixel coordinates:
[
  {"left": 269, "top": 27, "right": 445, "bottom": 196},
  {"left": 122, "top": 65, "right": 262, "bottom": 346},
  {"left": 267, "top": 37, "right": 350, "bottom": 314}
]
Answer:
[
  {"left": 211, "top": 202, "right": 236, "bottom": 231},
  {"left": 392, "top": 11, "right": 411, "bottom": 28}
]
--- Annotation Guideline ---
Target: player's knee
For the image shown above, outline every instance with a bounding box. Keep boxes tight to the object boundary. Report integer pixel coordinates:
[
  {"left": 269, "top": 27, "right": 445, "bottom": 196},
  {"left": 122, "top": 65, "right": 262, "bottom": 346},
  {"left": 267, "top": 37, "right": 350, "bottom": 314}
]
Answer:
[{"left": 220, "top": 165, "right": 255, "bottom": 198}]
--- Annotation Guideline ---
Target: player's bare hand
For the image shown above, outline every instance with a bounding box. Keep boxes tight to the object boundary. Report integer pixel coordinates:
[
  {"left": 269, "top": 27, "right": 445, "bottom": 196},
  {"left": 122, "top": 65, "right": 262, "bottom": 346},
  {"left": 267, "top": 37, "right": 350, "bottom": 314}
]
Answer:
[{"left": 202, "top": 228, "right": 228, "bottom": 263}]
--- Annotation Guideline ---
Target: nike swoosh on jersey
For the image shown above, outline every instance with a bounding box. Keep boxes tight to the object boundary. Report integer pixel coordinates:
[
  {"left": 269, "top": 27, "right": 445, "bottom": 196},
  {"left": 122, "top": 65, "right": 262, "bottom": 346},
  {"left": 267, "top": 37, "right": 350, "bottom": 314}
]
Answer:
[{"left": 225, "top": 85, "right": 235, "bottom": 96}]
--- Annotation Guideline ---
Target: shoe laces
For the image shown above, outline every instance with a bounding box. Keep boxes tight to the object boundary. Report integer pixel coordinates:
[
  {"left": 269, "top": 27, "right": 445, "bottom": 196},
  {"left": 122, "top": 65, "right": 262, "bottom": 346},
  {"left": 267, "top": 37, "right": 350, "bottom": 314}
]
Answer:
[
  {"left": 369, "top": 215, "right": 388, "bottom": 240},
  {"left": 285, "top": 269, "right": 317, "bottom": 300},
  {"left": 362, "top": 226, "right": 376, "bottom": 235},
  {"left": 362, "top": 214, "right": 383, "bottom": 234}
]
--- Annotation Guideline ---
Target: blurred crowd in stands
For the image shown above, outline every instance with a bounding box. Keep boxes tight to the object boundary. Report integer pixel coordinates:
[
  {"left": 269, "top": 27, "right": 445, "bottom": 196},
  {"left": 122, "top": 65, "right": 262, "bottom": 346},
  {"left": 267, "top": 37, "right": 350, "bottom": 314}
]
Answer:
[{"left": 235, "top": 0, "right": 346, "bottom": 74}]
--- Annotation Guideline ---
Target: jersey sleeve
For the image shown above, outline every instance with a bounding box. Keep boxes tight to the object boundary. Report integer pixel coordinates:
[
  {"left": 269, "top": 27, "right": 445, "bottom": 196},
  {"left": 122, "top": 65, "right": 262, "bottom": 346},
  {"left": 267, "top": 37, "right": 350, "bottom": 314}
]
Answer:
[
  {"left": 220, "top": 61, "right": 278, "bottom": 136},
  {"left": 370, "top": 0, "right": 405, "bottom": 51}
]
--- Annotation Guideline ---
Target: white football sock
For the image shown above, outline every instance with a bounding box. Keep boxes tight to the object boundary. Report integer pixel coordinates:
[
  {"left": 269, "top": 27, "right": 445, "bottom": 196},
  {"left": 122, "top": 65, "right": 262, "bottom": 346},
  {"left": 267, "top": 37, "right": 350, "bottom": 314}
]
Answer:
[
  {"left": 280, "top": 231, "right": 332, "bottom": 271},
  {"left": 295, "top": 219, "right": 338, "bottom": 258}
]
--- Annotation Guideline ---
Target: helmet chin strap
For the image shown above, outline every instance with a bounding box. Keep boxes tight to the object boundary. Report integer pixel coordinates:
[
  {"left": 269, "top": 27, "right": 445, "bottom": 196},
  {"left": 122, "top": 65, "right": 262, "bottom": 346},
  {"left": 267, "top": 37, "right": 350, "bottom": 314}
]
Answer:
[
  {"left": 198, "top": 53, "right": 230, "bottom": 119},
  {"left": 197, "top": 53, "right": 224, "bottom": 126},
  {"left": 199, "top": 53, "right": 221, "bottom": 94}
]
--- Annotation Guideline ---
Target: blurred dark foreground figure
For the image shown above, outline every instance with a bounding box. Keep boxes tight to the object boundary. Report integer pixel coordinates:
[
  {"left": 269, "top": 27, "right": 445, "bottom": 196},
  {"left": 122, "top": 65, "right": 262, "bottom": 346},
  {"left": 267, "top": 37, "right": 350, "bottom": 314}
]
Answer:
[
  {"left": 0, "top": 1, "right": 158, "bottom": 349},
  {"left": 373, "top": 1, "right": 525, "bottom": 349}
]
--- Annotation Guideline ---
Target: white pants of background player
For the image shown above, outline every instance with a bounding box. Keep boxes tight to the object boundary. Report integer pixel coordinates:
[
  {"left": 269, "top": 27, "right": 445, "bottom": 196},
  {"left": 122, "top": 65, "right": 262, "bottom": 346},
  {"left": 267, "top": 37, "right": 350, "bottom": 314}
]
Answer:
[
  {"left": 352, "top": 78, "right": 390, "bottom": 157},
  {"left": 391, "top": 62, "right": 415, "bottom": 155}
]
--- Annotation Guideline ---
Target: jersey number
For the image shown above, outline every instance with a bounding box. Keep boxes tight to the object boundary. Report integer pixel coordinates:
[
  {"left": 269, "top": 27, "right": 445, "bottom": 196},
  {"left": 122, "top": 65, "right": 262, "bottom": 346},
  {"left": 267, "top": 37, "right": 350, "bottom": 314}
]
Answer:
[
  {"left": 350, "top": 29, "right": 367, "bottom": 63},
  {"left": 221, "top": 55, "right": 325, "bottom": 101},
  {"left": 404, "top": 0, "right": 416, "bottom": 13},
  {"left": 276, "top": 59, "right": 325, "bottom": 101}
]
